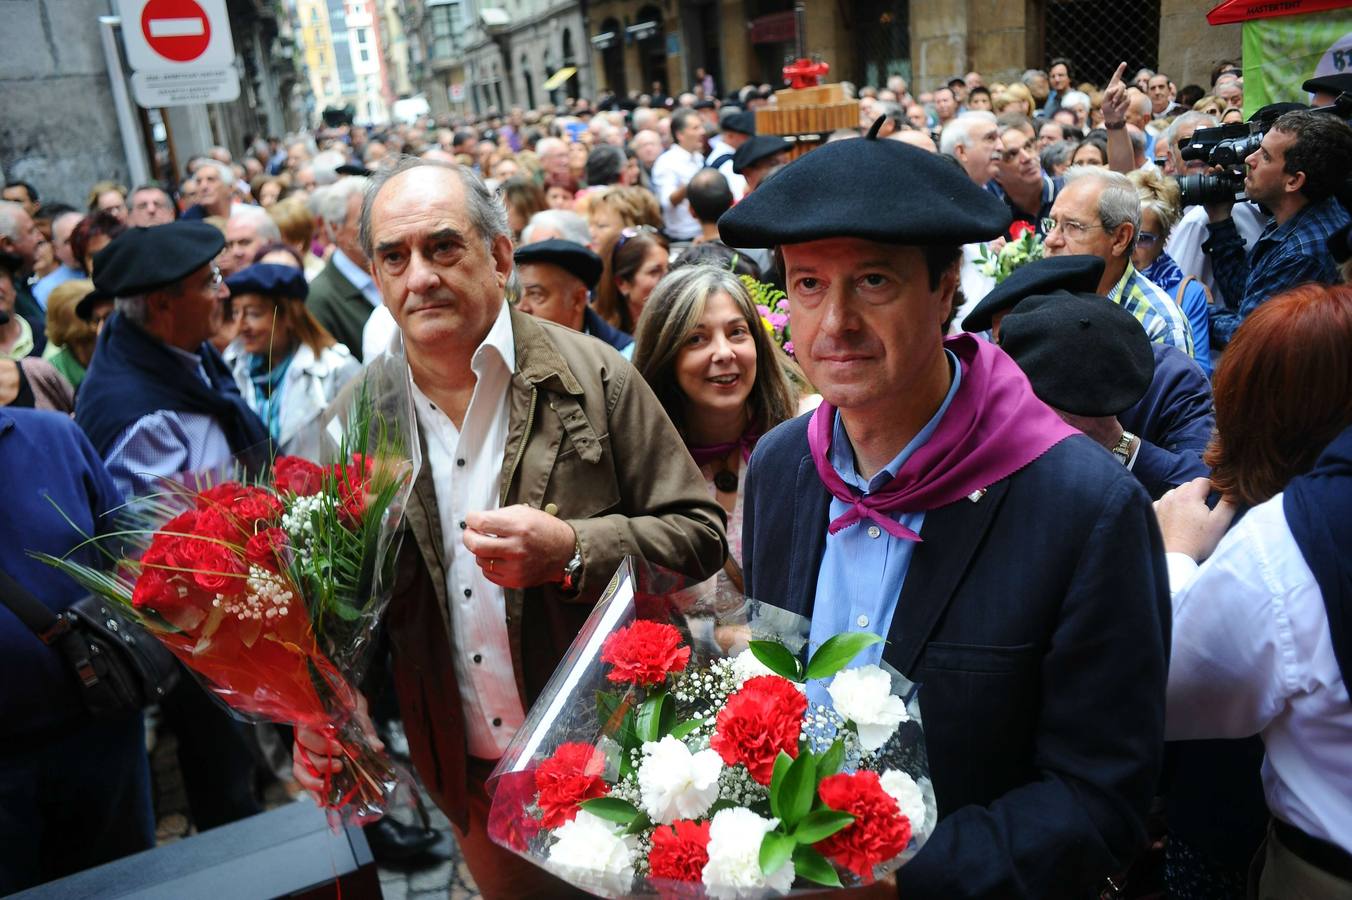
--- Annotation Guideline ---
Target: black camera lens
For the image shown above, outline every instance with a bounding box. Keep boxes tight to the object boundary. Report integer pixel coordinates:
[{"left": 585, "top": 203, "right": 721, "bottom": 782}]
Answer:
[{"left": 1177, "top": 172, "right": 1244, "bottom": 207}]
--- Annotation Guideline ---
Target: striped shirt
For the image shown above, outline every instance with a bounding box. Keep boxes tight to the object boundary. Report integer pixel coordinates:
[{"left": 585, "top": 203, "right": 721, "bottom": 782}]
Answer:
[{"left": 1107, "top": 264, "right": 1195, "bottom": 358}]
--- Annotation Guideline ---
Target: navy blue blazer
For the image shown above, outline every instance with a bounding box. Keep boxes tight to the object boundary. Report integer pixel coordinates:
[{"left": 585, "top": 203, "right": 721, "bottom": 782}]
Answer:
[
  {"left": 743, "top": 419, "right": 1170, "bottom": 899},
  {"left": 1119, "top": 344, "right": 1214, "bottom": 499}
]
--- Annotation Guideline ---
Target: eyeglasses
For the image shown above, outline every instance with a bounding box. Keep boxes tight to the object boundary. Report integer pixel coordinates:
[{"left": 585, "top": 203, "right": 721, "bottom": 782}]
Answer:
[
  {"left": 206, "top": 266, "right": 224, "bottom": 289},
  {"left": 1136, "top": 231, "right": 1159, "bottom": 248},
  {"left": 1041, "top": 217, "right": 1107, "bottom": 238},
  {"left": 616, "top": 224, "right": 659, "bottom": 250}
]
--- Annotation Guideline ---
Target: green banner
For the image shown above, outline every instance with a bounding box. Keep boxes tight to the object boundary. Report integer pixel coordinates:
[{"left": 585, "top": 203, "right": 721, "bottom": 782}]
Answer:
[{"left": 1242, "top": 11, "right": 1352, "bottom": 114}]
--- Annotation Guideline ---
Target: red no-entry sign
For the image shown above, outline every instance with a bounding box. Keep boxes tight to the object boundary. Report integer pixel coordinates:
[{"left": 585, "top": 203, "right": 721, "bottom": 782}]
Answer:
[{"left": 140, "top": 0, "right": 212, "bottom": 63}]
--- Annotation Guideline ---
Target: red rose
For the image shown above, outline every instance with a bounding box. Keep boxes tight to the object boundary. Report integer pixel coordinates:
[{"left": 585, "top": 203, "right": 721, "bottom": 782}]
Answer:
[
  {"left": 1009, "top": 219, "right": 1035, "bottom": 239},
  {"left": 131, "top": 567, "right": 178, "bottom": 611},
  {"left": 814, "top": 770, "right": 912, "bottom": 879},
  {"left": 273, "top": 455, "right": 324, "bottom": 496},
  {"left": 329, "top": 457, "right": 372, "bottom": 528},
  {"left": 230, "top": 487, "right": 283, "bottom": 525},
  {"left": 600, "top": 620, "right": 691, "bottom": 686},
  {"left": 192, "top": 540, "right": 247, "bottom": 594},
  {"left": 648, "top": 819, "right": 711, "bottom": 882},
  {"left": 196, "top": 482, "right": 248, "bottom": 512},
  {"left": 245, "top": 527, "right": 290, "bottom": 572},
  {"left": 193, "top": 507, "right": 246, "bottom": 543},
  {"left": 534, "top": 742, "right": 609, "bottom": 828},
  {"left": 710, "top": 675, "right": 806, "bottom": 785}
]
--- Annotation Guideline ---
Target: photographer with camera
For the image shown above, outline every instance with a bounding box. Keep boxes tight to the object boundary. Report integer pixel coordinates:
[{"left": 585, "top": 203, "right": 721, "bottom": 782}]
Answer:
[{"left": 1202, "top": 110, "right": 1352, "bottom": 347}]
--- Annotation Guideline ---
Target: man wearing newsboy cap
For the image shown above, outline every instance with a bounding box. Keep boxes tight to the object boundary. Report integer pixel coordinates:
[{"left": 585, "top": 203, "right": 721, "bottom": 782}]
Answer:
[
  {"left": 75, "top": 221, "right": 270, "bottom": 499},
  {"left": 724, "top": 119, "right": 1170, "bottom": 898}
]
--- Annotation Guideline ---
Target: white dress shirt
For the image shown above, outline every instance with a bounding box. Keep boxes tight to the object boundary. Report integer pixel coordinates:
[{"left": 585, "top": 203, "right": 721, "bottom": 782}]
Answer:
[
  {"left": 409, "top": 300, "right": 526, "bottom": 759},
  {"left": 362, "top": 304, "right": 398, "bottom": 362},
  {"left": 950, "top": 243, "right": 996, "bottom": 334},
  {"left": 651, "top": 145, "right": 705, "bottom": 240},
  {"left": 1166, "top": 496, "right": 1352, "bottom": 854}
]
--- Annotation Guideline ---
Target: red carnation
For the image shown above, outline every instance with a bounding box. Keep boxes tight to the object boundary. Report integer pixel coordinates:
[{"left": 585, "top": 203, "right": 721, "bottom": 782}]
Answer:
[
  {"left": 273, "top": 455, "right": 324, "bottom": 496},
  {"left": 600, "top": 619, "right": 691, "bottom": 686},
  {"left": 329, "top": 456, "right": 373, "bottom": 528},
  {"left": 534, "top": 742, "right": 609, "bottom": 828},
  {"left": 710, "top": 675, "right": 806, "bottom": 785},
  {"left": 1009, "top": 219, "right": 1035, "bottom": 239},
  {"left": 648, "top": 819, "right": 711, "bottom": 882},
  {"left": 245, "top": 527, "right": 290, "bottom": 572},
  {"left": 814, "top": 770, "right": 912, "bottom": 879}
]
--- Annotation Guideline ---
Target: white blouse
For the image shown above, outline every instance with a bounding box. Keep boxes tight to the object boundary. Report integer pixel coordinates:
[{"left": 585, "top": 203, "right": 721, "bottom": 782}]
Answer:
[{"left": 1165, "top": 494, "right": 1352, "bottom": 854}]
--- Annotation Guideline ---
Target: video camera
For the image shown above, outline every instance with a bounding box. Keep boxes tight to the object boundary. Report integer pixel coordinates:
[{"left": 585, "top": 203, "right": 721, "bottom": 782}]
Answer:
[{"left": 1176, "top": 94, "right": 1352, "bottom": 207}]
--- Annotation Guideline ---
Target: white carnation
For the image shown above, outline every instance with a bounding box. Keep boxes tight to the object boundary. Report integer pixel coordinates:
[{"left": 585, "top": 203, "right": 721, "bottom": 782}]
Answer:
[
  {"left": 880, "top": 769, "right": 928, "bottom": 830},
  {"left": 546, "top": 809, "right": 637, "bottom": 895},
  {"left": 701, "top": 807, "right": 795, "bottom": 899},
  {"left": 637, "top": 735, "right": 723, "bottom": 824},
  {"left": 827, "top": 665, "right": 910, "bottom": 752}
]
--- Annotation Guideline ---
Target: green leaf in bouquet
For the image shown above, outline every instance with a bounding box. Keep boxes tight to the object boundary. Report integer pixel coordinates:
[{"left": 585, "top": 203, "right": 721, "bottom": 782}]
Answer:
[
  {"left": 770, "top": 750, "right": 793, "bottom": 814},
  {"left": 748, "top": 640, "right": 803, "bottom": 682},
  {"left": 804, "top": 632, "right": 884, "bottom": 681},
  {"left": 792, "top": 844, "right": 843, "bottom": 887},
  {"left": 777, "top": 751, "right": 817, "bottom": 828},
  {"left": 818, "top": 739, "right": 846, "bottom": 777},
  {"left": 669, "top": 717, "right": 704, "bottom": 741},
  {"left": 758, "top": 830, "right": 794, "bottom": 877},
  {"left": 579, "top": 797, "right": 641, "bottom": 825},
  {"left": 596, "top": 690, "right": 623, "bottom": 729},
  {"left": 635, "top": 691, "right": 672, "bottom": 744},
  {"left": 623, "top": 811, "right": 652, "bottom": 836},
  {"left": 792, "top": 809, "right": 855, "bottom": 843}
]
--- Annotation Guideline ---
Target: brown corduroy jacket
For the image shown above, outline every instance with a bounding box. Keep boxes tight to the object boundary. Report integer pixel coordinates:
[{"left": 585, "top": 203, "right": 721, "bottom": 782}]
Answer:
[{"left": 379, "top": 308, "right": 726, "bottom": 829}]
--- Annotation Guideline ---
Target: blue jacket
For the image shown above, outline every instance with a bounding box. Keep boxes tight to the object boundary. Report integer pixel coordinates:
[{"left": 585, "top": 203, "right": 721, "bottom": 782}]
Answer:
[
  {"left": 1119, "top": 344, "right": 1215, "bottom": 500},
  {"left": 743, "top": 420, "right": 1169, "bottom": 899},
  {"left": 583, "top": 306, "right": 634, "bottom": 353},
  {"left": 0, "top": 408, "right": 124, "bottom": 739}
]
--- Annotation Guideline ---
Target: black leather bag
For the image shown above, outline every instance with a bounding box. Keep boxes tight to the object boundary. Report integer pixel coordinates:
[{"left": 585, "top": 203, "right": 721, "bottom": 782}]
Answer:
[{"left": 0, "top": 569, "right": 180, "bottom": 719}]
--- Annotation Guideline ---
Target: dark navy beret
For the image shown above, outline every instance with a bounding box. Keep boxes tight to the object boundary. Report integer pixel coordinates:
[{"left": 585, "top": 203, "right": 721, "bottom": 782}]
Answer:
[
  {"left": 722, "top": 111, "right": 756, "bottom": 135},
  {"left": 731, "top": 135, "right": 790, "bottom": 174},
  {"left": 513, "top": 239, "right": 603, "bottom": 290},
  {"left": 962, "top": 254, "right": 1105, "bottom": 334},
  {"left": 91, "top": 221, "right": 225, "bottom": 297},
  {"left": 999, "top": 291, "right": 1155, "bottom": 417},
  {"left": 718, "top": 128, "right": 1012, "bottom": 248},
  {"left": 75, "top": 285, "right": 112, "bottom": 322},
  {"left": 1303, "top": 72, "right": 1352, "bottom": 97},
  {"left": 225, "top": 262, "right": 309, "bottom": 300}
]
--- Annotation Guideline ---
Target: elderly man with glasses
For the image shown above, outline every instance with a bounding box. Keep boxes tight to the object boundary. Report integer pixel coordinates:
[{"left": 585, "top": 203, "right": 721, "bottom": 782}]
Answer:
[
  {"left": 75, "top": 221, "right": 270, "bottom": 499},
  {"left": 1044, "top": 166, "right": 1195, "bottom": 358}
]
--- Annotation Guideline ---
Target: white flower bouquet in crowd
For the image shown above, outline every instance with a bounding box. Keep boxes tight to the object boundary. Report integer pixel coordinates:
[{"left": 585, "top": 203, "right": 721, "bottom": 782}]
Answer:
[{"left": 486, "top": 558, "right": 936, "bottom": 898}]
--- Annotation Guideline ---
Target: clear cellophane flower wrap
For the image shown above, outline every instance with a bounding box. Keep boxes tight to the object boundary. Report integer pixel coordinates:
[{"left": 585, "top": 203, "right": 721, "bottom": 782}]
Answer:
[
  {"left": 486, "top": 557, "right": 938, "bottom": 898},
  {"left": 40, "top": 340, "right": 423, "bottom": 827}
]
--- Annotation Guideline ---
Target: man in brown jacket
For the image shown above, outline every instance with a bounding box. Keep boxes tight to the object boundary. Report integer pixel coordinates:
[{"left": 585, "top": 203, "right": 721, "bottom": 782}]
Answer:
[{"left": 294, "top": 157, "right": 726, "bottom": 898}]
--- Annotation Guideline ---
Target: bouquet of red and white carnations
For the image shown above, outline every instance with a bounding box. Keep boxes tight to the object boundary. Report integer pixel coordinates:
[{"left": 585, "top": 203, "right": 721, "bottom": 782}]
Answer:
[
  {"left": 486, "top": 559, "right": 936, "bottom": 898},
  {"left": 40, "top": 361, "right": 421, "bottom": 826}
]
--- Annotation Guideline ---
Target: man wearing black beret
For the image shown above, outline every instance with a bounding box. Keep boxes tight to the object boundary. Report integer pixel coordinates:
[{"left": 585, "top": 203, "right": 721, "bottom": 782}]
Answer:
[
  {"left": 75, "top": 221, "right": 270, "bottom": 498},
  {"left": 732, "top": 134, "right": 790, "bottom": 194},
  {"left": 512, "top": 239, "right": 634, "bottom": 356},
  {"left": 723, "top": 121, "right": 1170, "bottom": 898},
  {"left": 965, "top": 255, "right": 1214, "bottom": 499},
  {"left": 708, "top": 109, "right": 754, "bottom": 199}
]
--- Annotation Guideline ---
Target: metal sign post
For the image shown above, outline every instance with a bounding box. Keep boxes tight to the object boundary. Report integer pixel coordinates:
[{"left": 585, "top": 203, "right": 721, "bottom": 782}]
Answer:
[{"left": 98, "top": 16, "right": 152, "bottom": 188}]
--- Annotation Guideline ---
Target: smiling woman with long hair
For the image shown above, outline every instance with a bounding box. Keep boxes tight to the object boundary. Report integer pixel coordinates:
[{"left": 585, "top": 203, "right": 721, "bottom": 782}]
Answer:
[{"left": 632, "top": 265, "right": 799, "bottom": 585}]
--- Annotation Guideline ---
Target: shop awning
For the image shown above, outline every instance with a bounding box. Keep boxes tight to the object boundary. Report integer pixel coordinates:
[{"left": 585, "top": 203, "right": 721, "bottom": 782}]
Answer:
[
  {"left": 1207, "top": 0, "right": 1352, "bottom": 24},
  {"left": 543, "top": 66, "right": 577, "bottom": 91},
  {"left": 590, "top": 31, "right": 617, "bottom": 50},
  {"left": 625, "top": 20, "right": 660, "bottom": 41}
]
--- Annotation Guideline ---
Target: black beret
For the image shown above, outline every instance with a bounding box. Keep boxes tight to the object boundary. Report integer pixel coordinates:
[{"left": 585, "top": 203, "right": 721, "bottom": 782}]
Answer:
[
  {"left": 1302, "top": 72, "right": 1352, "bottom": 97},
  {"left": 998, "top": 291, "right": 1155, "bottom": 417},
  {"left": 225, "top": 262, "right": 309, "bottom": 300},
  {"left": 91, "top": 221, "right": 225, "bottom": 297},
  {"left": 719, "top": 126, "right": 1012, "bottom": 248},
  {"left": 694, "top": 98, "right": 718, "bottom": 110},
  {"left": 1251, "top": 102, "right": 1307, "bottom": 125},
  {"left": 962, "top": 254, "right": 1105, "bottom": 334},
  {"left": 335, "top": 162, "right": 374, "bottom": 177},
  {"left": 513, "top": 239, "right": 603, "bottom": 290},
  {"left": 731, "top": 135, "right": 790, "bottom": 174},
  {"left": 0, "top": 251, "right": 21, "bottom": 278},
  {"left": 722, "top": 111, "right": 756, "bottom": 135},
  {"left": 75, "top": 285, "right": 112, "bottom": 322}
]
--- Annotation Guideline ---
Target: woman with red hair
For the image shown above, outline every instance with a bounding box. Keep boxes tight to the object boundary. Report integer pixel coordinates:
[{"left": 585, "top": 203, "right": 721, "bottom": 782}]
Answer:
[{"left": 1156, "top": 282, "right": 1352, "bottom": 896}]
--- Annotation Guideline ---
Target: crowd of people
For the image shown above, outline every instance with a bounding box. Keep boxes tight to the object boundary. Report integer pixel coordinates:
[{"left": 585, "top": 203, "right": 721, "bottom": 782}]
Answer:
[{"left": 3, "top": 54, "right": 1351, "bottom": 900}]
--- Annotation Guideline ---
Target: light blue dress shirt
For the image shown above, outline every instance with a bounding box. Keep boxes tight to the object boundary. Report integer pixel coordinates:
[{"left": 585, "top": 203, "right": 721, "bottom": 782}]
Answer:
[
  {"left": 330, "top": 248, "right": 383, "bottom": 308},
  {"left": 808, "top": 351, "right": 962, "bottom": 687},
  {"left": 103, "top": 344, "right": 234, "bottom": 500}
]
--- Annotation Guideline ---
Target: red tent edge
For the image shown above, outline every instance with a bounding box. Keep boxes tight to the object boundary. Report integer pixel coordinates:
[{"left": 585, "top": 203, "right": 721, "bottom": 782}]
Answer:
[{"left": 1207, "top": 0, "right": 1352, "bottom": 25}]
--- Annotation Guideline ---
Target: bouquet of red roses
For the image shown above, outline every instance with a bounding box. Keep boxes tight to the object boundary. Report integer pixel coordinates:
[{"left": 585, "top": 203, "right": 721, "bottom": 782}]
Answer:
[
  {"left": 41, "top": 372, "right": 420, "bottom": 826},
  {"left": 486, "top": 559, "right": 935, "bottom": 898}
]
